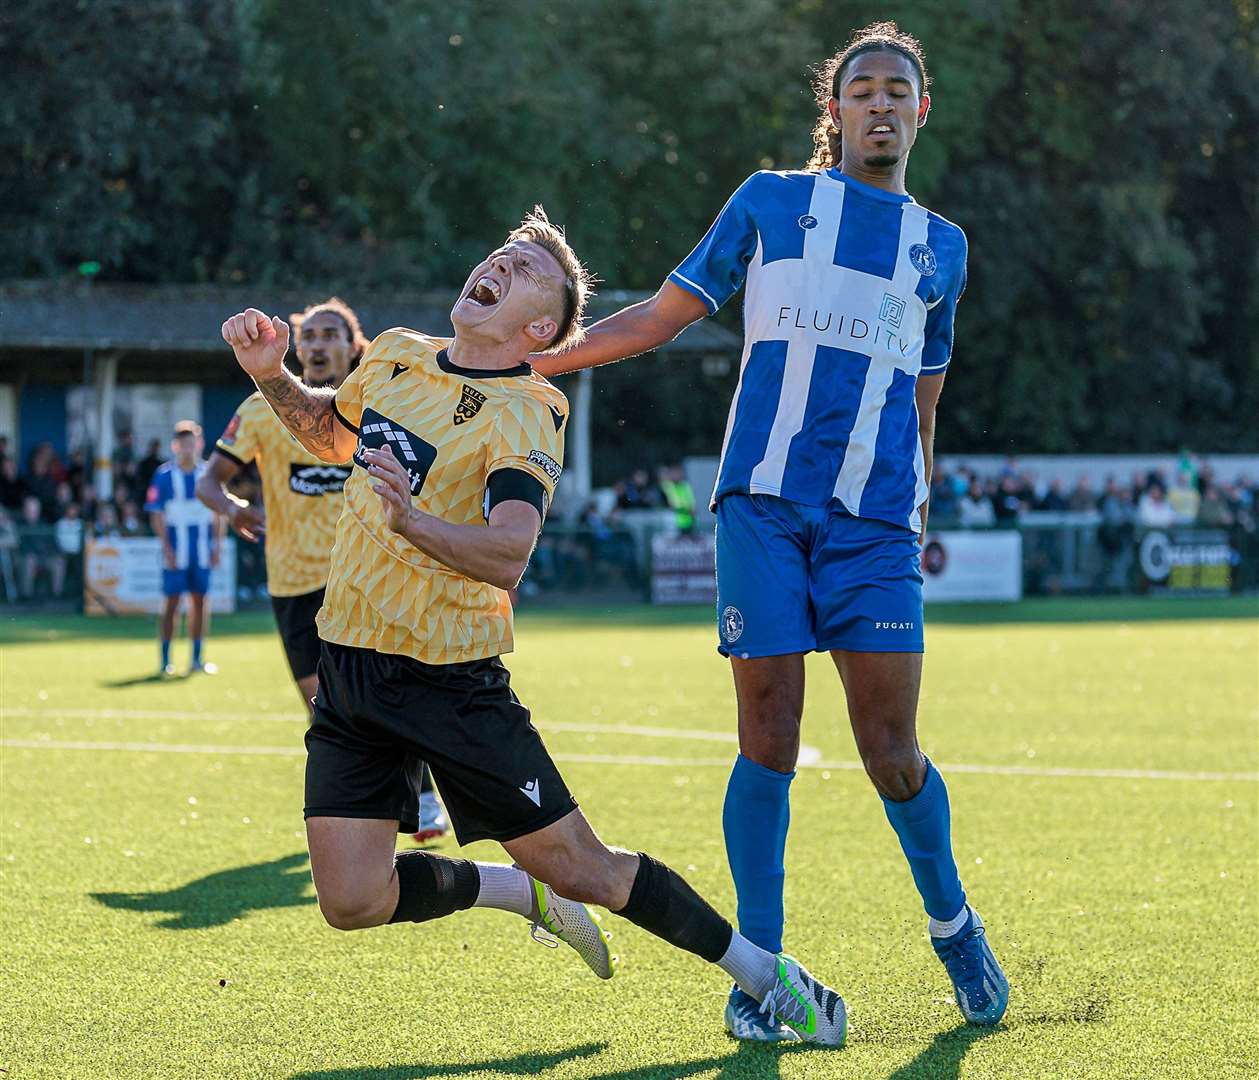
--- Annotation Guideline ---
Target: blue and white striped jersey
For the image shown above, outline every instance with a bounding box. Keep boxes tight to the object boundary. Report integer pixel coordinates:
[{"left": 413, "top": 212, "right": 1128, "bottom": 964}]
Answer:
[
  {"left": 144, "top": 461, "right": 215, "bottom": 569},
  {"left": 670, "top": 168, "right": 967, "bottom": 533}
]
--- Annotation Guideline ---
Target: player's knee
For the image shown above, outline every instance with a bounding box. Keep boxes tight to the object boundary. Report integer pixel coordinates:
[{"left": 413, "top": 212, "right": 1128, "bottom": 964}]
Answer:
[
  {"left": 317, "top": 890, "right": 383, "bottom": 931},
  {"left": 861, "top": 744, "right": 923, "bottom": 801}
]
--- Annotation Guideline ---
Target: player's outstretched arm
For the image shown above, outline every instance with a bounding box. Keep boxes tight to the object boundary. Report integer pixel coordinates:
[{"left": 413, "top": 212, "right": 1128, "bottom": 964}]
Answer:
[
  {"left": 195, "top": 453, "right": 265, "bottom": 543},
  {"left": 531, "top": 281, "right": 708, "bottom": 378},
  {"left": 365, "top": 447, "right": 538, "bottom": 590},
  {"left": 221, "top": 309, "right": 356, "bottom": 464},
  {"left": 915, "top": 372, "right": 946, "bottom": 543}
]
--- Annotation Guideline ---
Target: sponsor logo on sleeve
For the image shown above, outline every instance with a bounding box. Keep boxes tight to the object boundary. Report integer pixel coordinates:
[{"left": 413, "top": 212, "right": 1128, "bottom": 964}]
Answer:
[
  {"left": 453, "top": 384, "right": 487, "bottom": 426},
  {"left": 220, "top": 414, "right": 241, "bottom": 445},
  {"left": 527, "top": 449, "right": 562, "bottom": 484}
]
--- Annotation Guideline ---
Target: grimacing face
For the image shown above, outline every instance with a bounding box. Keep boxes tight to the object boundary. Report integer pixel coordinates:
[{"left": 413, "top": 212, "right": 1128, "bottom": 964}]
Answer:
[
  {"left": 294, "top": 311, "right": 355, "bottom": 387},
  {"left": 829, "top": 49, "right": 929, "bottom": 170},
  {"left": 450, "top": 239, "right": 566, "bottom": 351}
]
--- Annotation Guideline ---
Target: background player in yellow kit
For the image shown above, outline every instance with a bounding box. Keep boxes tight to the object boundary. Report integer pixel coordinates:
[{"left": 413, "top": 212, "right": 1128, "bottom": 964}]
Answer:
[
  {"left": 199, "top": 298, "right": 448, "bottom": 842},
  {"left": 219, "top": 208, "right": 848, "bottom": 1044}
]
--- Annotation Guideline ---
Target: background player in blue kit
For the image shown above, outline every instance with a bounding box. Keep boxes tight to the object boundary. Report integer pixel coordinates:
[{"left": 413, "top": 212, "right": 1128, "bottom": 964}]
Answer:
[
  {"left": 145, "top": 420, "right": 224, "bottom": 677},
  {"left": 535, "top": 22, "right": 1008, "bottom": 1039}
]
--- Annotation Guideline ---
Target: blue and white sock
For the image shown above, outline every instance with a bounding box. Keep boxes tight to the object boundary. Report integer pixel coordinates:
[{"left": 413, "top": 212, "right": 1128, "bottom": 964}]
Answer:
[
  {"left": 882, "top": 757, "right": 966, "bottom": 922},
  {"left": 723, "top": 753, "right": 794, "bottom": 957},
  {"left": 191, "top": 638, "right": 203, "bottom": 666}
]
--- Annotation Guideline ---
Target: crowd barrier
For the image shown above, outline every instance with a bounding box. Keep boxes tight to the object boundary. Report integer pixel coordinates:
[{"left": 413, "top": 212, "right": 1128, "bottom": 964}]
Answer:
[{"left": 0, "top": 517, "right": 1253, "bottom": 610}]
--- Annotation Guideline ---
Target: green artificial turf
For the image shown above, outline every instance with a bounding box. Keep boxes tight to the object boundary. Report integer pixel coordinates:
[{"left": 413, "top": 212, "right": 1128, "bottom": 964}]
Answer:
[{"left": 1, "top": 597, "right": 1257, "bottom": 1079}]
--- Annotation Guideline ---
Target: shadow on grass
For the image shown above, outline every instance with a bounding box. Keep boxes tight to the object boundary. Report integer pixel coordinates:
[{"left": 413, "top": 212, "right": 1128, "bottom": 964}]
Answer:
[
  {"left": 290, "top": 1044, "right": 605, "bottom": 1079},
  {"left": 99, "top": 671, "right": 189, "bottom": 688},
  {"left": 290, "top": 1041, "right": 833, "bottom": 1080},
  {"left": 92, "top": 851, "right": 315, "bottom": 929},
  {"left": 883, "top": 1024, "right": 998, "bottom": 1080}
]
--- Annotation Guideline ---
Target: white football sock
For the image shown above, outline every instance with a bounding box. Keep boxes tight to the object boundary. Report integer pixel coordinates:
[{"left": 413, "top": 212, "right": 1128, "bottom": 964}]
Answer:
[
  {"left": 718, "top": 931, "right": 777, "bottom": 1001},
  {"left": 471, "top": 863, "right": 534, "bottom": 917},
  {"left": 929, "top": 903, "right": 971, "bottom": 939}
]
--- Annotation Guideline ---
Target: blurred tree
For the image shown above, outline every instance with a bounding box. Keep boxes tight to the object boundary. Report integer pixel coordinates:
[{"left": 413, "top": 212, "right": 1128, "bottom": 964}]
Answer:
[{"left": 2, "top": 0, "right": 1255, "bottom": 452}]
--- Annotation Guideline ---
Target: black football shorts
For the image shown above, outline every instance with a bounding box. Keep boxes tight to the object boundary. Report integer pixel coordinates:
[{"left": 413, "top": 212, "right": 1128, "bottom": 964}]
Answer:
[
  {"left": 304, "top": 641, "right": 577, "bottom": 844},
  {"left": 270, "top": 588, "right": 326, "bottom": 682}
]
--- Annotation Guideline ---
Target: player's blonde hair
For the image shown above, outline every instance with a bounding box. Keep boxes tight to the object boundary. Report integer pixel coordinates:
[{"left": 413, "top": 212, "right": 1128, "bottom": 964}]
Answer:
[
  {"left": 290, "top": 297, "right": 370, "bottom": 362},
  {"left": 805, "top": 21, "right": 931, "bottom": 172},
  {"left": 506, "top": 206, "right": 594, "bottom": 354}
]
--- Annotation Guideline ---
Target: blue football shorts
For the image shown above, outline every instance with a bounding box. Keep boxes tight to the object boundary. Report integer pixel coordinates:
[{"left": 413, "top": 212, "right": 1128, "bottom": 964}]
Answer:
[
  {"left": 714, "top": 493, "right": 924, "bottom": 658},
  {"left": 162, "top": 565, "right": 211, "bottom": 597}
]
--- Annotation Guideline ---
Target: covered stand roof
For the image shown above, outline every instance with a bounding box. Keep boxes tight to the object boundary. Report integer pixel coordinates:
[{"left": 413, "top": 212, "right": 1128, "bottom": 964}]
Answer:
[{"left": 0, "top": 282, "right": 740, "bottom": 382}]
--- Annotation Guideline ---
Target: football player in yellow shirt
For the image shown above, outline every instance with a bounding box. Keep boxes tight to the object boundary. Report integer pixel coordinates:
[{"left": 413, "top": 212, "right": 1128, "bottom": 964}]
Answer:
[
  {"left": 199, "top": 298, "right": 448, "bottom": 842},
  {"left": 220, "top": 209, "right": 846, "bottom": 1044},
  {"left": 197, "top": 298, "right": 365, "bottom": 710}
]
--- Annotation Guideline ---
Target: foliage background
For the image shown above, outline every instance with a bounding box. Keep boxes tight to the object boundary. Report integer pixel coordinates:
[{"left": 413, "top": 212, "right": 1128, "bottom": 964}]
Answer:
[{"left": 3, "top": 0, "right": 1256, "bottom": 454}]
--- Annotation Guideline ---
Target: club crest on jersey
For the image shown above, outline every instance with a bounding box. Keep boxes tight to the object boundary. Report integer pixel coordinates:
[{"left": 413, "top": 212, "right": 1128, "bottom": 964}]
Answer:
[
  {"left": 453, "top": 384, "right": 487, "bottom": 426},
  {"left": 909, "top": 243, "right": 937, "bottom": 276},
  {"left": 220, "top": 414, "right": 241, "bottom": 445},
  {"left": 355, "top": 409, "right": 437, "bottom": 496},
  {"left": 289, "top": 463, "right": 351, "bottom": 496},
  {"left": 721, "top": 605, "right": 744, "bottom": 643},
  {"left": 798, "top": 214, "right": 818, "bottom": 230}
]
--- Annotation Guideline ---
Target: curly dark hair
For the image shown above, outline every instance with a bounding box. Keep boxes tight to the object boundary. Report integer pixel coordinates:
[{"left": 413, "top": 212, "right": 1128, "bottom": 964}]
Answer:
[
  {"left": 289, "top": 296, "right": 370, "bottom": 362},
  {"left": 805, "top": 21, "right": 930, "bottom": 172}
]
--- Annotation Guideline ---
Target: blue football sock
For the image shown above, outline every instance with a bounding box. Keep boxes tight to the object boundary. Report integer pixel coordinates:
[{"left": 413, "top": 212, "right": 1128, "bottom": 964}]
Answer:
[
  {"left": 191, "top": 638, "right": 203, "bottom": 666},
  {"left": 882, "top": 757, "right": 966, "bottom": 922},
  {"left": 723, "top": 753, "right": 794, "bottom": 954},
  {"left": 160, "top": 639, "right": 171, "bottom": 668}
]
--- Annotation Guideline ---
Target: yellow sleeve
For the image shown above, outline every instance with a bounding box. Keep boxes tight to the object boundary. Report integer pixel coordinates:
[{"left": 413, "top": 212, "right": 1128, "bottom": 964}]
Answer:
[
  {"left": 215, "top": 395, "right": 262, "bottom": 466},
  {"left": 487, "top": 391, "right": 568, "bottom": 511}
]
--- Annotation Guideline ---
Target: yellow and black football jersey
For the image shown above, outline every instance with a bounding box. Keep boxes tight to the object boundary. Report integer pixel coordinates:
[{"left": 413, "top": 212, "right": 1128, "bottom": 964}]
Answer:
[
  {"left": 216, "top": 392, "right": 349, "bottom": 597},
  {"left": 316, "top": 328, "right": 568, "bottom": 665}
]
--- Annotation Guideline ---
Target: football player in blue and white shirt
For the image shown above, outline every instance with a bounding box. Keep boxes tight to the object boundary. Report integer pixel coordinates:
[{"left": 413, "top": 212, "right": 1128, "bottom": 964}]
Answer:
[
  {"left": 535, "top": 22, "right": 1007, "bottom": 1039},
  {"left": 145, "top": 420, "right": 224, "bottom": 676}
]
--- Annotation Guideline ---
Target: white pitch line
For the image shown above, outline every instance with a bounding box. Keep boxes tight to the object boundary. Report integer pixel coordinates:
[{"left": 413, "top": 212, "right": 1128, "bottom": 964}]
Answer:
[
  {"left": 1, "top": 738, "right": 1254, "bottom": 782},
  {"left": 0, "top": 706, "right": 823, "bottom": 766}
]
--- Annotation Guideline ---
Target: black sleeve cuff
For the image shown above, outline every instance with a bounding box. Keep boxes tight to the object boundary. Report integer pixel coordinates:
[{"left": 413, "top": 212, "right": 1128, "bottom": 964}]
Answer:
[
  {"left": 212, "top": 446, "right": 247, "bottom": 469},
  {"left": 331, "top": 401, "right": 359, "bottom": 435},
  {"left": 486, "top": 468, "right": 547, "bottom": 520}
]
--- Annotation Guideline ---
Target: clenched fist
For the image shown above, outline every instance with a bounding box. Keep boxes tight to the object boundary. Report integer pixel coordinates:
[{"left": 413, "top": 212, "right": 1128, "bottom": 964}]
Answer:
[{"left": 222, "top": 309, "right": 290, "bottom": 381}]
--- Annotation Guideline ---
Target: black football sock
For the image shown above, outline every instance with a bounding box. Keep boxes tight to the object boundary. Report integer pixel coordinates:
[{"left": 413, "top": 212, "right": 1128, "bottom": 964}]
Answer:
[
  {"left": 613, "top": 852, "right": 734, "bottom": 963},
  {"left": 388, "top": 849, "right": 480, "bottom": 924}
]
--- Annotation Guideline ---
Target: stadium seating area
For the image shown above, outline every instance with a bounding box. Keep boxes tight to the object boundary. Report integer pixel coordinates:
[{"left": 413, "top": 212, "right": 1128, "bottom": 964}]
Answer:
[{"left": 3, "top": 436, "right": 1257, "bottom": 606}]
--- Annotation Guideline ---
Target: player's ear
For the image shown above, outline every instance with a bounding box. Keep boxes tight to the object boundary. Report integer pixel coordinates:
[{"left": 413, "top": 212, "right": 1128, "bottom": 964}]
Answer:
[
  {"left": 917, "top": 93, "right": 931, "bottom": 127},
  {"left": 826, "top": 96, "right": 841, "bottom": 128},
  {"left": 524, "top": 315, "right": 558, "bottom": 350}
]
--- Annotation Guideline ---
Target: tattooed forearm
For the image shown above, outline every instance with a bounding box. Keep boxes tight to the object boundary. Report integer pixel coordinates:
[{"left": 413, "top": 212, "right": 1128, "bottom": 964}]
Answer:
[{"left": 254, "top": 368, "right": 341, "bottom": 460}]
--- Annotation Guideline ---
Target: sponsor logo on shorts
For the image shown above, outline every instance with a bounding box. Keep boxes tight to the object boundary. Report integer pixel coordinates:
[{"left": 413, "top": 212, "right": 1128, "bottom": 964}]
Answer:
[
  {"left": 519, "top": 778, "right": 541, "bottom": 807},
  {"left": 527, "top": 449, "right": 562, "bottom": 483},
  {"left": 721, "top": 605, "right": 744, "bottom": 643},
  {"left": 453, "top": 384, "right": 487, "bottom": 426},
  {"left": 873, "top": 620, "right": 916, "bottom": 630},
  {"left": 288, "top": 463, "right": 351, "bottom": 496}
]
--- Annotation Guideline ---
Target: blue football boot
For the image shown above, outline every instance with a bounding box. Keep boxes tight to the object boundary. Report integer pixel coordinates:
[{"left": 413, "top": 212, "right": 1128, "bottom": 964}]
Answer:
[
  {"left": 724, "top": 985, "right": 800, "bottom": 1043},
  {"left": 931, "top": 906, "right": 1009, "bottom": 1025}
]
